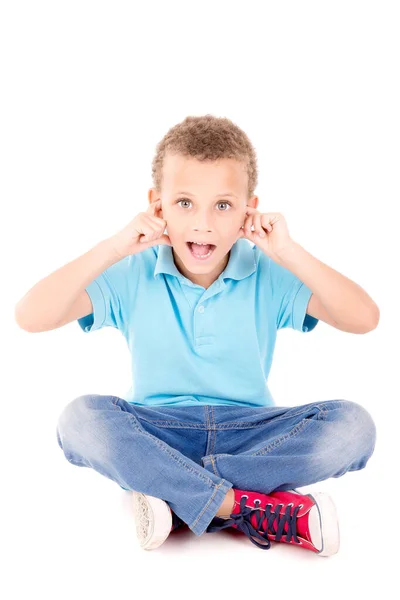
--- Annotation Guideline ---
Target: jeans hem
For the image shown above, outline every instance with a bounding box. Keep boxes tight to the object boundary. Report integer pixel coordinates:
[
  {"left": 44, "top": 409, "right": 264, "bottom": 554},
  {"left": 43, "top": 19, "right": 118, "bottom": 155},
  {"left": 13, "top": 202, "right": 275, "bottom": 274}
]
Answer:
[{"left": 189, "top": 479, "right": 233, "bottom": 536}]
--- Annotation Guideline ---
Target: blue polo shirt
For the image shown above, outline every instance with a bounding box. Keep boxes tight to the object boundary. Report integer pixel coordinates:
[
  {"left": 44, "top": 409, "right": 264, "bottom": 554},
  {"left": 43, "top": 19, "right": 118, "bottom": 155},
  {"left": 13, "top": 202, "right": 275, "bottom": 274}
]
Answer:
[{"left": 77, "top": 239, "right": 318, "bottom": 407}]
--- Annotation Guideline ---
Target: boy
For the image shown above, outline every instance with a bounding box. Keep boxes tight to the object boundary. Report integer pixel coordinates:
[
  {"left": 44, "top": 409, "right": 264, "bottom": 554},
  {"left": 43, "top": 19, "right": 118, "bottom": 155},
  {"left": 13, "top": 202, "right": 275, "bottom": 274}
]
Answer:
[{"left": 15, "top": 115, "right": 379, "bottom": 556}]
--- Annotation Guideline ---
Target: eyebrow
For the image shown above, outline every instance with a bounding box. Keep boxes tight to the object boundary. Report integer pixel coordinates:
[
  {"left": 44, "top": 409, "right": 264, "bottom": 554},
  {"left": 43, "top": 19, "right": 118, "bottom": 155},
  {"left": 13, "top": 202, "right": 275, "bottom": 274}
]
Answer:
[{"left": 175, "top": 191, "right": 238, "bottom": 199}]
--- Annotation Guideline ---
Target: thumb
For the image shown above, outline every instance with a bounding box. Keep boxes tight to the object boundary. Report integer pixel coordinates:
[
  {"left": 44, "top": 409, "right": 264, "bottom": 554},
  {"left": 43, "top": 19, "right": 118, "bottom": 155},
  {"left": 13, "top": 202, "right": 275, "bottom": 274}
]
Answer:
[
  {"left": 156, "top": 234, "right": 172, "bottom": 246},
  {"left": 235, "top": 227, "right": 245, "bottom": 242},
  {"left": 139, "top": 233, "right": 172, "bottom": 248}
]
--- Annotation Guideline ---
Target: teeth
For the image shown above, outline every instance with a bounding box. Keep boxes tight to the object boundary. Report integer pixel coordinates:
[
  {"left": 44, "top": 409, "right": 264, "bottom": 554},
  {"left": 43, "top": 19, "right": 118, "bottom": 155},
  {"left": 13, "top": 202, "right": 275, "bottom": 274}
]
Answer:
[{"left": 188, "top": 241, "right": 214, "bottom": 258}]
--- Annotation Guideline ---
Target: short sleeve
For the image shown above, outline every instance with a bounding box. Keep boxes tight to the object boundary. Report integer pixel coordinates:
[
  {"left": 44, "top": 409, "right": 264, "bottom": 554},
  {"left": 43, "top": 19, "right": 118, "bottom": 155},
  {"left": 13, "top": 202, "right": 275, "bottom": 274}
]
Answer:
[
  {"left": 269, "top": 257, "right": 319, "bottom": 333},
  {"left": 77, "top": 254, "right": 138, "bottom": 333}
]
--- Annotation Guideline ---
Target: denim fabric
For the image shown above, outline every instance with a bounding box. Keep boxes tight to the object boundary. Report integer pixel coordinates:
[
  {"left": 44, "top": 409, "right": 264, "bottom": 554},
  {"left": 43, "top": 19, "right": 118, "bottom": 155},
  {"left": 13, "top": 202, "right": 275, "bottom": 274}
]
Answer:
[{"left": 56, "top": 395, "right": 376, "bottom": 536}]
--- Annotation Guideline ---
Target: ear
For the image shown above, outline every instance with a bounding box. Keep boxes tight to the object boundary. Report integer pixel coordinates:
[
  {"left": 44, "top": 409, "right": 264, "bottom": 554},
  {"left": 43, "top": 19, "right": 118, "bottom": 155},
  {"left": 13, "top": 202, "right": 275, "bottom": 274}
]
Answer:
[
  {"left": 148, "top": 188, "right": 158, "bottom": 205},
  {"left": 148, "top": 188, "right": 163, "bottom": 217},
  {"left": 248, "top": 195, "right": 259, "bottom": 210}
]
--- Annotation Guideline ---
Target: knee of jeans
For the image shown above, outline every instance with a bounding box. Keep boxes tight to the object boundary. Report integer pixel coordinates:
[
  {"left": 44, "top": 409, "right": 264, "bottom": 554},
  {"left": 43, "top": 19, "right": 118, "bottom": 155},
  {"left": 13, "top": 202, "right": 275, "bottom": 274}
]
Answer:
[
  {"left": 339, "top": 399, "right": 377, "bottom": 458},
  {"left": 313, "top": 399, "right": 377, "bottom": 470},
  {"left": 57, "top": 394, "right": 113, "bottom": 461},
  {"left": 56, "top": 395, "right": 98, "bottom": 447}
]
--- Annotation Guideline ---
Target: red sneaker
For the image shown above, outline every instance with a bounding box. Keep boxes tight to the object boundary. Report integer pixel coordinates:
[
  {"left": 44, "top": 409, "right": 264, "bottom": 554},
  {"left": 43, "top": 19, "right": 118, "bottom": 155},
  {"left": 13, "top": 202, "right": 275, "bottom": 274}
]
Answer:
[{"left": 206, "top": 487, "right": 340, "bottom": 557}]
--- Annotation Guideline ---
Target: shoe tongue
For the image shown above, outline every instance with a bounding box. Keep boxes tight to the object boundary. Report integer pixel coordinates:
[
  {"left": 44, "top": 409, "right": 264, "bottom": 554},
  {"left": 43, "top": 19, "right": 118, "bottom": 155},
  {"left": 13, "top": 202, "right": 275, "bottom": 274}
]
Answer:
[{"left": 191, "top": 243, "right": 211, "bottom": 255}]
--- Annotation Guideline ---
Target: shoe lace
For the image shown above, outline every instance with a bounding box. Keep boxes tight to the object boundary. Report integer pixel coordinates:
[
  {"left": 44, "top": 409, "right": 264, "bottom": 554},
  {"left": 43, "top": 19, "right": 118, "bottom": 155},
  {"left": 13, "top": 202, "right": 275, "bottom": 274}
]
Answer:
[{"left": 207, "top": 494, "right": 302, "bottom": 550}]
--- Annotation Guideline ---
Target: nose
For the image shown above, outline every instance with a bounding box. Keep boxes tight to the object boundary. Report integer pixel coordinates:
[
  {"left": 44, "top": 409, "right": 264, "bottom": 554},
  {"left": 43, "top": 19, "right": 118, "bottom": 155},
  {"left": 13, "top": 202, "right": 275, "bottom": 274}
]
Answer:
[
  {"left": 193, "top": 227, "right": 212, "bottom": 233},
  {"left": 192, "top": 217, "right": 213, "bottom": 234},
  {"left": 189, "top": 208, "right": 216, "bottom": 237}
]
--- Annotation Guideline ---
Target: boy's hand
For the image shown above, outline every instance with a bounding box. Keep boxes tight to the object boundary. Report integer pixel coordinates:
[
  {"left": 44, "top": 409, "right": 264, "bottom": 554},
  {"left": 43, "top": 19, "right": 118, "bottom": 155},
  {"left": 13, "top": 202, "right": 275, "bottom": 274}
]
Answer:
[
  {"left": 236, "top": 206, "right": 297, "bottom": 260},
  {"left": 109, "top": 200, "right": 172, "bottom": 259}
]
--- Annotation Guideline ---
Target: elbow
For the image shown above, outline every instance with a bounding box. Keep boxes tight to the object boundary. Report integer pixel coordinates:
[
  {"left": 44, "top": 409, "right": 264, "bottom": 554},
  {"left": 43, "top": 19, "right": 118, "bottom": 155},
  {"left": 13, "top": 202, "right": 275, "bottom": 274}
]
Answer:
[
  {"left": 15, "top": 304, "right": 38, "bottom": 332},
  {"left": 361, "top": 306, "right": 380, "bottom": 333},
  {"left": 14, "top": 304, "right": 27, "bottom": 330},
  {"left": 15, "top": 310, "right": 34, "bottom": 332}
]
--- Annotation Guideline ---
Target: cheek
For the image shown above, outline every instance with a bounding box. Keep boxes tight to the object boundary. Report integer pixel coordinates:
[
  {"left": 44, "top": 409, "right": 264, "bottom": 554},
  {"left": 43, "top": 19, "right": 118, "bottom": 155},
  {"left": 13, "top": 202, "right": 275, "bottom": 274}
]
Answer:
[{"left": 228, "top": 217, "right": 244, "bottom": 231}]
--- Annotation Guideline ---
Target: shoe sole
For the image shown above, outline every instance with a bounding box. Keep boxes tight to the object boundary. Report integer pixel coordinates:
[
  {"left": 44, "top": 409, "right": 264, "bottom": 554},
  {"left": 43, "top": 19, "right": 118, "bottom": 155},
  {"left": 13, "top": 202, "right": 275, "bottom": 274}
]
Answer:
[
  {"left": 132, "top": 492, "right": 173, "bottom": 551},
  {"left": 307, "top": 491, "right": 340, "bottom": 557}
]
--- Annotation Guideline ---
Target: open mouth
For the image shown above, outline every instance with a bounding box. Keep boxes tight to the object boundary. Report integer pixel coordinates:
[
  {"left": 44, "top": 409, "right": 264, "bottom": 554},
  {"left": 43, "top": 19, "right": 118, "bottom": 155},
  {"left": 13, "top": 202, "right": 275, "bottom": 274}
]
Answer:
[{"left": 186, "top": 241, "right": 217, "bottom": 260}]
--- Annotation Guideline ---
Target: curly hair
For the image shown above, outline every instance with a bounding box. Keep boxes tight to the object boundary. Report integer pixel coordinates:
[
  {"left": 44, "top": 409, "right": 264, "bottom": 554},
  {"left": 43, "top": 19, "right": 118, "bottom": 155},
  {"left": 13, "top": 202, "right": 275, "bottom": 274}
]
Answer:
[{"left": 151, "top": 114, "right": 258, "bottom": 199}]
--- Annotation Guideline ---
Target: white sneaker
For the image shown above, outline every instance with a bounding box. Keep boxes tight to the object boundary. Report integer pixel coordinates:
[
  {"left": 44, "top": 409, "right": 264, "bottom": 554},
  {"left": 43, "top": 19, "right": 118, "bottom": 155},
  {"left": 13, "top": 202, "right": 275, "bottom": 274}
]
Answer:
[{"left": 132, "top": 492, "right": 174, "bottom": 550}]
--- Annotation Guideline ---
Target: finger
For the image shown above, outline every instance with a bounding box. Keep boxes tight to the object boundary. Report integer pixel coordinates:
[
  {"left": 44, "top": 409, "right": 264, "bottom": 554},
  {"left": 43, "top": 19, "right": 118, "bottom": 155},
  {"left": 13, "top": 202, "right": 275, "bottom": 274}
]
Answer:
[
  {"left": 236, "top": 227, "right": 244, "bottom": 241},
  {"left": 254, "top": 213, "right": 265, "bottom": 237},
  {"left": 243, "top": 205, "right": 259, "bottom": 214},
  {"left": 261, "top": 213, "right": 273, "bottom": 232},
  {"left": 142, "top": 208, "right": 166, "bottom": 231},
  {"left": 149, "top": 215, "right": 167, "bottom": 227},
  {"left": 158, "top": 234, "right": 172, "bottom": 246},
  {"left": 244, "top": 213, "right": 254, "bottom": 238},
  {"left": 149, "top": 201, "right": 167, "bottom": 228},
  {"left": 140, "top": 232, "right": 152, "bottom": 242},
  {"left": 147, "top": 199, "right": 162, "bottom": 215},
  {"left": 139, "top": 222, "right": 157, "bottom": 242},
  {"left": 141, "top": 217, "right": 168, "bottom": 243}
]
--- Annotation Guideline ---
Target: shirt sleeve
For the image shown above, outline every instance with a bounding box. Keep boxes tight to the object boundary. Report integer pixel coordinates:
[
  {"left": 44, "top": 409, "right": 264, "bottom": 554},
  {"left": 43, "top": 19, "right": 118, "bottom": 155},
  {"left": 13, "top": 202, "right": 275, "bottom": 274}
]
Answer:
[
  {"left": 269, "top": 256, "right": 319, "bottom": 333},
  {"left": 77, "top": 255, "right": 138, "bottom": 333}
]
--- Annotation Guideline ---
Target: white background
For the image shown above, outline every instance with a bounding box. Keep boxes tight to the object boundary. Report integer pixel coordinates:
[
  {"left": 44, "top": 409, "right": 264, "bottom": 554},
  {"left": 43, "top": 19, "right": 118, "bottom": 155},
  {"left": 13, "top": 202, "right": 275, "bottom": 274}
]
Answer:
[{"left": 3, "top": 0, "right": 398, "bottom": 598}]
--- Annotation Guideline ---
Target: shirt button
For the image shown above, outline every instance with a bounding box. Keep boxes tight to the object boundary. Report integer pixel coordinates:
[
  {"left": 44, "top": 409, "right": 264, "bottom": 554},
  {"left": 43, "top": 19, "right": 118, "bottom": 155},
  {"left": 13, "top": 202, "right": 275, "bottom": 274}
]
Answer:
[{"left": 198, "top": 305, "right": 205, "bottom": 313}]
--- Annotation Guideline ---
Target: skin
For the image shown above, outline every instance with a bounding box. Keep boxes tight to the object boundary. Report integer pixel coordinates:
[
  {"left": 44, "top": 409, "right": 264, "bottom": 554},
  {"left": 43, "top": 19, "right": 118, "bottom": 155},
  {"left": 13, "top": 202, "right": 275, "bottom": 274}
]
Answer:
[{"left": 148, "top": 153, "right": 259, "bottom": 289}]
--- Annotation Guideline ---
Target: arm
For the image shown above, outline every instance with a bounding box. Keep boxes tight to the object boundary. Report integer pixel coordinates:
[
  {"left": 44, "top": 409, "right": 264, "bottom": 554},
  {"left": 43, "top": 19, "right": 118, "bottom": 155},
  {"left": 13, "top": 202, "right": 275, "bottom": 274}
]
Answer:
[
  {"left": 273, "top": 241, "right": 380, "bottom": 334},
  {"left": 15, "top": 237, "right": 121, "bottom": 332}
]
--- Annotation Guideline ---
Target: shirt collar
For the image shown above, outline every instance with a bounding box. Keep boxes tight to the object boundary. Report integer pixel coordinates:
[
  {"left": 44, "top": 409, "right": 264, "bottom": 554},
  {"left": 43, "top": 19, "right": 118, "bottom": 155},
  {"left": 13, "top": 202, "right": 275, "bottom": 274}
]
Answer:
[{"left": 153, "top": 239, "right": 257, "bottom": 284}]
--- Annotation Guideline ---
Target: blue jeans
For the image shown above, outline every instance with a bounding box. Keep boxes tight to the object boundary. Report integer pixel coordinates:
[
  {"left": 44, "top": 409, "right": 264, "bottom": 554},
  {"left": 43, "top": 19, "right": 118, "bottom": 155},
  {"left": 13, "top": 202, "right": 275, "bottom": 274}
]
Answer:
[{"left": 56, "top": 395, "right": 376, "bottom": 537}]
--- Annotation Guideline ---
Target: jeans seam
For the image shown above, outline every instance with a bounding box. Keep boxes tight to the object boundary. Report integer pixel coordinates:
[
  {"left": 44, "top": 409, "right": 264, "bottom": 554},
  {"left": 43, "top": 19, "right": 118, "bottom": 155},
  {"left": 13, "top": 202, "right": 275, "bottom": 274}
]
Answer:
[
  {"left": 110, "top": 399, "right": 342, "bottom": 429},
  {"left": 131, "top": 403, "right": 334, "bottom": 429},
  {"left": 126, "top": 418, "right": 308, "bottom": 430},
  {"left": 209, "top": 406, "right": 217, "bottom": 456},
  {"left": 210, "top": 455, "right": 222, "bottom": 477},
  {"left": 127, "top": 418, "right": 207, "bottom": 429},
  {"left": 250, "top": 417, "right": 312, "bottom": 456},
  {"left": 113, "top": 399, "right": 218, "bottom": 487}
]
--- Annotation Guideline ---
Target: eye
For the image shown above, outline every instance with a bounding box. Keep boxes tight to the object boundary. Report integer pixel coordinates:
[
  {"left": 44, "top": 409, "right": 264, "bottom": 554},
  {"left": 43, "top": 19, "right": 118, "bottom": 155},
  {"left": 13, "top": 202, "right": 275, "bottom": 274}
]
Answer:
[
  {"left": 216, "top": 201, "right": 232, "bottom": 211},
  {"left": 177, "top": 198, "right": 191, "bottom": 208},
  {"left": 176, "top": 198, "right": 232, "bottom": 210}
]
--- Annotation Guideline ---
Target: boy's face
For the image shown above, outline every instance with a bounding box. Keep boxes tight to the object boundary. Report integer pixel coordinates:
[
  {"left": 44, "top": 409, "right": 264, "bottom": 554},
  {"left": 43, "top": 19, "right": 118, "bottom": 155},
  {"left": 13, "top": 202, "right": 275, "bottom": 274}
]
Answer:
[{"left": 148, "top": 153, "right": 258, "bottom": 289}]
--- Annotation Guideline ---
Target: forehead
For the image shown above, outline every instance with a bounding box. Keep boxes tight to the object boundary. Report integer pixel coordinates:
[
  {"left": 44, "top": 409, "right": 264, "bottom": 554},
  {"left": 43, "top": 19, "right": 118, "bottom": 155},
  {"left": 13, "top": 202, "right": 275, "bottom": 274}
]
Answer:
[{"left": 162, "top": 153, "right": 247, "bottom": 194}]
